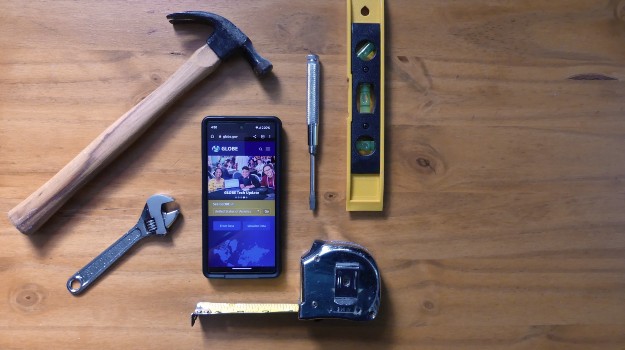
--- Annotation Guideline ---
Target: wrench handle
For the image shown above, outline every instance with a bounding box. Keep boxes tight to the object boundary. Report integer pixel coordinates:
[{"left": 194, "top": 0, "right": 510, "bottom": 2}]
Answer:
[
  {"left": 8, "top": 45, "right": 219, "bottom": 235},
  {"left": 67, "top": 227, "right": 145, "bottom": 295}
]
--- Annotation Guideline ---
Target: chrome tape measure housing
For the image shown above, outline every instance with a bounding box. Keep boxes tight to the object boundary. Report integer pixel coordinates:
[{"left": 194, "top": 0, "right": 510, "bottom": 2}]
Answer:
[{"left": 299, "top": 240, "right": 381, "bottom": 321}]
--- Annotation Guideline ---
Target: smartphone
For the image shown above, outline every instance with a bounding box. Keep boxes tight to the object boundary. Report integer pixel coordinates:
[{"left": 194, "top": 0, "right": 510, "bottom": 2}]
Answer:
[{"left": 202, "top": 116, "right": 282, "bottom": 278}]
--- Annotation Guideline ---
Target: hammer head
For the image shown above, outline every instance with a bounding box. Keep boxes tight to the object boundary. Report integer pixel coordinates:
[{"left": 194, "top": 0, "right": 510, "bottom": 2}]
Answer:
[{"left": 167, "top": 11, "right": 273, "bottom": 76}]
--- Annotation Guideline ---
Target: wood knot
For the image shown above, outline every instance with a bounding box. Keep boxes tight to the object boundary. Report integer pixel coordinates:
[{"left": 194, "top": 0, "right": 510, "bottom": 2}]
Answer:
[
  {"left": 421, "top": 299, "right": 440, "bottom": 315},
  {"left": 415, "top": 156, "right": 437, "bottom": 175},
  {"left": 10, "top": 283, "right": 46, "bottom": 313},
  {"left": 407, "top": 142, "right": 446, "bottom": 177},
  {"left": 150, "top": 73, "right": 162, "bottom": 84},
  {"left": 417, "top": 157, "right": 431, "bottom": 168},
  {"left": 324, "top": 192, "right": 338, "bottom": 201}
]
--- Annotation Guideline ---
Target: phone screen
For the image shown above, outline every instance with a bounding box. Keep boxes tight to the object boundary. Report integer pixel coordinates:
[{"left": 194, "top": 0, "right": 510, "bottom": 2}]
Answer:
[{"left": 202, "top": 116, "right": 281, "bottom": 278}]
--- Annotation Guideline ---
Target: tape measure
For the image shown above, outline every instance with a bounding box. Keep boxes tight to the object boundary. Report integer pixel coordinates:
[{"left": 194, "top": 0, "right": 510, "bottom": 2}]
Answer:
[
  {"left": 346, "top": 0, "right": 385, "bottom": 211},
  {"left": 191, "top": 240, "right": 381, "bottom": 325},
  {"left": 193, "top": 303, "right": 299, "bottom": 315}
]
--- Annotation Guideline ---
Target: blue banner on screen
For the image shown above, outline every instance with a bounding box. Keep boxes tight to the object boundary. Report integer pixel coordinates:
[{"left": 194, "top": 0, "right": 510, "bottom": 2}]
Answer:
[
  {"left": 207, "top": 141, "right": 275, "bottom": 156},
  {"left": 208, "top": 216, "right": 275, "bottom": 268}
]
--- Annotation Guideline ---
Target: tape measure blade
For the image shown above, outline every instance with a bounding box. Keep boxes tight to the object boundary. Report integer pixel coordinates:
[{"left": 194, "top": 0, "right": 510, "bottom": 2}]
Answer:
[{"left": 195, "top": 302, "right": 300, "bottom": 315}]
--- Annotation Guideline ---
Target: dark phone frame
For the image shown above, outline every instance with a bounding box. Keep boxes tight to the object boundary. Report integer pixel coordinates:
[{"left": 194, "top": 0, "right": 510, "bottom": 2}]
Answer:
[{"left": 201, "top": 116, "right": 282, "bottom": 278}]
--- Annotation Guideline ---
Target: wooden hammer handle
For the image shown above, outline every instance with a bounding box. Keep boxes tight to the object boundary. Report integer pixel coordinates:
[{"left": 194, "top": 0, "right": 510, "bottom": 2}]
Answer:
[{"left": 8, "top": 44, "right": 220, "bottom": 234}]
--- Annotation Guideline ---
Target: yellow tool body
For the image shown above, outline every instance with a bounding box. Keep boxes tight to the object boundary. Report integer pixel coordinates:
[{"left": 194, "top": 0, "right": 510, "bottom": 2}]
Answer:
[{"left": 346, "top": 0, "right": 385, "bottom": 211}]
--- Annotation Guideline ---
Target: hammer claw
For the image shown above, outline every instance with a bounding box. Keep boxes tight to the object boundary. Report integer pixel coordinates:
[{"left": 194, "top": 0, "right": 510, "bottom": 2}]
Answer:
[{"left": 167, "top": 11, "right": 272, "bottom": 75}]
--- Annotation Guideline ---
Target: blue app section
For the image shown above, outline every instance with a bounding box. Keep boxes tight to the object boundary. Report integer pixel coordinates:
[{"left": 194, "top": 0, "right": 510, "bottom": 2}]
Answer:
[{"left": 208, "top": 216, "right": 275, "bottom": 268}]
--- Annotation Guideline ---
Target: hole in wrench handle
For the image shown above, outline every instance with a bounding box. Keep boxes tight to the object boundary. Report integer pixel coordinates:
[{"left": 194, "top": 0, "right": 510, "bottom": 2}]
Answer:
[
  {"left": 67, "top": 275, "right": 84, "bottom": 294},
  {"left": 66, "top": 226, "right": 145, "bottom": 295}
]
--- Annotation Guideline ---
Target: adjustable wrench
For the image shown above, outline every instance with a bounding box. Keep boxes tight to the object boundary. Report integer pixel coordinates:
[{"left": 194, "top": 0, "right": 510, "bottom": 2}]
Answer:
[{"left": 67, "top": 194, "right": 180, "bottom": 295}]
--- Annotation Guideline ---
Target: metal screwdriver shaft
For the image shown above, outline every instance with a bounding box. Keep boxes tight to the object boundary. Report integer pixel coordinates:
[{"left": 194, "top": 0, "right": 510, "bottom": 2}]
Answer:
[{"left": 307, "top": 54, "right": 320, "bottom": 211}]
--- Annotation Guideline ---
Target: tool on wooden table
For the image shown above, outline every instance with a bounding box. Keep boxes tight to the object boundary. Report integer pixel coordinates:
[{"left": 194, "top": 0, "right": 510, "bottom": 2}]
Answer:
[
  {"left": 8, "top": 11, "right": 272, "bottom": 235},
  {"left": 67, "top": 194, "right": 179, "bottom": 295},
  {"left": 306, "top": 54, "right": 320, "bottom": 211},
  {"left": 191, "top": 240, "right": 381, "bottom": 326},
  {"left": 346, "top": 0, "right": 385, "bottom": 211}
]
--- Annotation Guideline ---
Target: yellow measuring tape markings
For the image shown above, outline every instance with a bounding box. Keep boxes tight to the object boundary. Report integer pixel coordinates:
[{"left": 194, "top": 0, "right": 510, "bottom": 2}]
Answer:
[{"left": 194, "top": 302, "right": 299, "bottom": 315}]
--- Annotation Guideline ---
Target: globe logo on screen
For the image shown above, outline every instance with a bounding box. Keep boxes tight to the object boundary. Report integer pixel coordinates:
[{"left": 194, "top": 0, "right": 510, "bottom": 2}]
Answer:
[{"left": 211, "top": 145, "right": 220, "bottom": 153}]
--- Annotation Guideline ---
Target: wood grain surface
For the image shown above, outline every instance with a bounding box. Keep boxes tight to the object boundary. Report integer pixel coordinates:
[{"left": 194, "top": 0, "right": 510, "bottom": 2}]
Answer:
[{"left": 2, "top": 1, "right": 625, "bottom": 349}]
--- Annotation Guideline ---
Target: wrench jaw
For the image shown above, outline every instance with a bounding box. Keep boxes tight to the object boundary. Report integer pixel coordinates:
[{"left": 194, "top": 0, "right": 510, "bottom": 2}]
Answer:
[
  {"left": 163, "top": 210, "right": 180, "bottom": 229},
  {"left": 145, "top": 194, "right": 179, "bottom": 235}
]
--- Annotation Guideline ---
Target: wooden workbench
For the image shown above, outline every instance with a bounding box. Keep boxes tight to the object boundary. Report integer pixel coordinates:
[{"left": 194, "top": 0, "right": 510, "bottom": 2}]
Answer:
[{"left": 2, "top": 1, "right": 625, "bottom": 348}]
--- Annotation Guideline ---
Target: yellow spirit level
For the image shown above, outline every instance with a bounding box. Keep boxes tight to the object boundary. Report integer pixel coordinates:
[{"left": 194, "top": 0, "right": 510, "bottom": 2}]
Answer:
[{"left": 346, "top": 0, "right": 385, "bottom": 211}]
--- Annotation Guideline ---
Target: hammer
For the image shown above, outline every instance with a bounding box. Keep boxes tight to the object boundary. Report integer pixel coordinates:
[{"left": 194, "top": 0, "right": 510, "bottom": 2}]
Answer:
[{"left": 8, "top": 11, "right": 272, "bottom": 235}]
